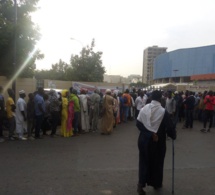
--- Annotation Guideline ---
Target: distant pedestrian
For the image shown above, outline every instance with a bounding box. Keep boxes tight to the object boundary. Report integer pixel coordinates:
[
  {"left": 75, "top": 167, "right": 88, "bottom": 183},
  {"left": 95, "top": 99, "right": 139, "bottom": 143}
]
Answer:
[
  {"left": 61, "top": 89, "right": 73, "bottom": 137},
  {"left": 122, "top": 89, "right": 132, "bottom": 122},
  {"left": 27, "top": 93, "right": 35, "bottom": 140},
  {"left": 69, "top": 89, "right": 80, "bottom": 136},
  {"left": 112, "top": 93, "right": 119, "bottom": 128},
  {"left": 165, "top": 91, "right": 176, "bottom": 118},
  {"left": 183, "top": 91, "right": 195, "bottom": 129},
  {"left": 118, "top": 92, "right": 124, "bottom": 123},
  {"left": 101, "top": 89, "right": 114, "bottom": 135},
  {"left": 201, "top": 90, "right": 215, "bottom": 133},
  {"left": 90, "top": 89, "right": 101, "bottom": 132},
  {"left": 49, "top": 90, "right": 61, "bottom": 137},
  {"left": 41, "top": 93, "right": 51, "bottom": 135},
  {"left": 135, "top": 90, "right": 147, "bottom": 119},
  {"left": 34, "top": 87, "right": 45, "bottom": 139},
  {"left": 79, "top": 89, "right": 90, "bottom": 133},
  {"left": 6, "top": 88, "right": 16, "bottom": 141},
  {"left": 16, "top": 90, "right": 27, "bottom": 140}
]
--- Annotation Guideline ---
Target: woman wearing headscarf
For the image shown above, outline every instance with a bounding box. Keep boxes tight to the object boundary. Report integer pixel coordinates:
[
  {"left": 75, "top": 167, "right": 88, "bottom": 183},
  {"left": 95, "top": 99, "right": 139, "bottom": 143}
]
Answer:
[
  {"left": 69, "top": 89, "right": 80, "bottom": 136},
  {"left": 49, "top": 90, "right": 61, "bottom": 137},
  {"left": 78, "top": 89, "right": 90, "bottom": 133},
  {"left": 136, "top": 90, "right": 176, "bottom": 195},
  {"left": 60, "top": 90, "right": 73, "bottom": 137},
  {"left": 101, "top": 89, "right": 115, "bottom": 135},
  {"left": 112, "top": 93, "right": 119, "bottom": 128}
]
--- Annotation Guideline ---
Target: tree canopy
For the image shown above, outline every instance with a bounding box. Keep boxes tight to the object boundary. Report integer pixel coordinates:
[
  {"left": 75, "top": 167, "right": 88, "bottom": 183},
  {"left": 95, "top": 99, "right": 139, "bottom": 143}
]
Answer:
[
  {"left": 35, "top": 59, "right": 69, "bottom": 80},
  {"left": 35, "top": 39, "right": 106, "bottom": 82},
  {"left": 0, "top": 0, "right": 105, "bottom": 81},
  {"left": 0, "top": 0, "right": 43, "bottom": 78},
  {"left": 68, "top": 39, "right": 105, "bottom": 82}
]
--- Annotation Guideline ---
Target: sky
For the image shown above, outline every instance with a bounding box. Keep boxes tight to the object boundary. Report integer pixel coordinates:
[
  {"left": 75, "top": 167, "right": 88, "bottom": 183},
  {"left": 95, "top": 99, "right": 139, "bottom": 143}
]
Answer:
[{"left": 32, "top": 0, "right": 215, "bottom": 77}]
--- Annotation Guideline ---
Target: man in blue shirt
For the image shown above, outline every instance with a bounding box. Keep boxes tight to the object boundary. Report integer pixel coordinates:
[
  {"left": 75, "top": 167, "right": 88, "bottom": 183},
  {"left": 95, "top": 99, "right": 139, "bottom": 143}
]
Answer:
[{"left": 34, "top": 87, "right": 45, "bottom": 139}]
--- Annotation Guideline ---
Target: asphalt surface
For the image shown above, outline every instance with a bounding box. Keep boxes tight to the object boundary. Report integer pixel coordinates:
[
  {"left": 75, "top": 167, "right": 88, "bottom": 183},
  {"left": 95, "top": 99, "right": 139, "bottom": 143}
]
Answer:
[{"left": 0, "top": 119, "right": 215, "bottom": 195}]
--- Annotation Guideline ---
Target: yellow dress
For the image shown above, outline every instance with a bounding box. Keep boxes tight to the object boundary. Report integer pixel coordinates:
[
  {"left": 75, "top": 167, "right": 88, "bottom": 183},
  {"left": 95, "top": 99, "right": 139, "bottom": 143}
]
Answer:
[{"left": 61, "top": 90, "right": 73, "bottom": 137}]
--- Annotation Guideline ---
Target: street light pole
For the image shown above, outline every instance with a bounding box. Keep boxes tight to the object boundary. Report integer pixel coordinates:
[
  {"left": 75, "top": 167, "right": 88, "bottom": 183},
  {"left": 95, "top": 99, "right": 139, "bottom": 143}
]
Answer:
[
  {"left": 12, "top": 0, "right": 17, "bottom": 100},
  {"left": 70, "top": 38, "right": 84, "bottom": 48}
]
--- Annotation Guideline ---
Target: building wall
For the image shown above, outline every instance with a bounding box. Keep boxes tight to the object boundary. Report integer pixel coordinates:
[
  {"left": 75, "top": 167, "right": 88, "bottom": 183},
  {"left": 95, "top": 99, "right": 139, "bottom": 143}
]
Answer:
[
  {"left": 142, "top": 46, "right": 167, "bottom": 85},
  {"left": 154, "top": 44, "right": 215, "bottom": 80},
  {"left": 44, "top": 80, "right": 72, "bottom": 90},
  {"left": 103, "top": 74, "right": 130, "bottom": 84},
  {"left": 0, "top": 76, "right": 130, "bottom": 102},
  {"left": 0, "top": 76, "right": 37, "bottom": 101}
]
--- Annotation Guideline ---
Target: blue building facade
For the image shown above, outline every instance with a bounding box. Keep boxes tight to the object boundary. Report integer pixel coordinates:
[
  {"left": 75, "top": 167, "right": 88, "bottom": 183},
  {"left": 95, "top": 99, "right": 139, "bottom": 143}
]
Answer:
[{"left": 153, "top": 45, "right": 215, "bottom": 81}]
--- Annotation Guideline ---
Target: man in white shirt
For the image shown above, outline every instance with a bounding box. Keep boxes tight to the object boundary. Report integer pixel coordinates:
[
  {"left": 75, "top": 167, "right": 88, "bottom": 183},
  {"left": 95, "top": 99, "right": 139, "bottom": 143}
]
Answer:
[
  {"left": 135, "top": 90, "right": 147, "bottom": 119},
  {"left": 16, "top": 90, "right": 27, "bottom": 140},
  {"left": 165, "top": 91, "right": 176, "bottom": 117}
]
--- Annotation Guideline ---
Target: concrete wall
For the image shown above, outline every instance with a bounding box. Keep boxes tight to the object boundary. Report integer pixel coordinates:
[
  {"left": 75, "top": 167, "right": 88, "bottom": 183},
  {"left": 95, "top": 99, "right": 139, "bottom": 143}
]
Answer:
[
  {"left": 0, "top": 76, "right": 37, "bottom": 101},
  {"left": 0, "top": 76, "right": 130, "bottom": 103},
  {"left": 44, "top": 80, "right": 72, "bottom": 90},
  {"left": 0, "top": 76, "right": 10, "bottom": 100},
  {"left": 43, "top": 79, "right": 129, "bottom": 92},
  {"left": 16, "top": 78, "right": 37, "bottom": 99}
]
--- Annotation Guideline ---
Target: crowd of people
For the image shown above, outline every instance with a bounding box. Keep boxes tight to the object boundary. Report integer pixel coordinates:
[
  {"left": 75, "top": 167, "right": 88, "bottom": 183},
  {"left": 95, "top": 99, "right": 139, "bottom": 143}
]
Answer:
[
  {"left": 0, "top": 85, "right": 214, "bottom": 194},
  {"left": 135, "top": 89, "right": 215, "bottom": 194},
  {"left": 0, "top": 85, "right": 214, "bottom": 143},
  {"left": 0, "top": 86, "right": 138, "bottom": 142}
]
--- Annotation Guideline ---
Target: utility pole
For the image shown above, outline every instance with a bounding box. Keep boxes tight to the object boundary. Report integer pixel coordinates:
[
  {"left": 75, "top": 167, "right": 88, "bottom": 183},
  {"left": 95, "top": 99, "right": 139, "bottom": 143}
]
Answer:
[{"left": 12, "top": 0, "right": 17, "bottom": 100}]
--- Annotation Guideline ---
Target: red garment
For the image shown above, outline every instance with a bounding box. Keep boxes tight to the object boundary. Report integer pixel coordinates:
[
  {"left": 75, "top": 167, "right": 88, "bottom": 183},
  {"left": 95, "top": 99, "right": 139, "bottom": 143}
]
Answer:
[
  {"left": 204, "top": 95, "right": 215, "bottom": 110},
  {"left": 123, "top": 93, "right": 131, "bottom": 106}
]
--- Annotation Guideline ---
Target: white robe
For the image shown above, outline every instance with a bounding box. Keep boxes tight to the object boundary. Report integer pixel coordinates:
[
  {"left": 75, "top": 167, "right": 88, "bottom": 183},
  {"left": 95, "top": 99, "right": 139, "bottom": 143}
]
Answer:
[
  {"left": 78, "top": 94, "right": 90, "bottom": 131},
  {"left": 137, "top": 100, "right": 165, "bottom": 133},
  {"left": 16, "top": 98, "right": 27, "bottom": 136}
]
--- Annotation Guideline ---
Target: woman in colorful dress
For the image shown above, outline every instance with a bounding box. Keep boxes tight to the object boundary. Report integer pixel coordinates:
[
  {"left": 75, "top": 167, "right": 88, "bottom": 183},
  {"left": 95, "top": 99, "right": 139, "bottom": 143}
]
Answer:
[{"left": 61, "top": 89, "right": 73, "bottom": 137}]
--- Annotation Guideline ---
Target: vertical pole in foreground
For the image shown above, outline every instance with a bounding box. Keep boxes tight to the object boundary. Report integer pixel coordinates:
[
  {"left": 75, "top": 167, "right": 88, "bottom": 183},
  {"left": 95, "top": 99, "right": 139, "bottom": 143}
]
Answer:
[
  {"left": 172, "top": 139, "right": 175, "bottom": 194},
  {"left": 12, "top": 0, "right": 17, "bottom": 101}
]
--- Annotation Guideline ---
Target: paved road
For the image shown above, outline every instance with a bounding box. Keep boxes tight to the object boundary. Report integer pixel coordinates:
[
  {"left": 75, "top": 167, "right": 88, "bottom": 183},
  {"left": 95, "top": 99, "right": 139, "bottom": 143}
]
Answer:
[{"left": 0, "top": 120, "right": 215, "bottom": 195}]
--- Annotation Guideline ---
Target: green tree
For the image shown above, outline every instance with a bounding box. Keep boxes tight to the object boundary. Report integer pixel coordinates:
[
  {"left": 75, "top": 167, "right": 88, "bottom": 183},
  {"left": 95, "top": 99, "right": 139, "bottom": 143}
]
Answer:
[
  {"left": 68, "top": 39, "right": 106, "bottom": 82},
  {"left": 35, "top": 59, "right": 69, "bottom": 80},
  {"left": 34, "top": 69, "right": 51, "bottom": 79},
  {"left": 50, "top": 59, "right": 69, "bottom": 80},
  {"left": 0, "top": 0, "right": 43, "bottom": 78}
]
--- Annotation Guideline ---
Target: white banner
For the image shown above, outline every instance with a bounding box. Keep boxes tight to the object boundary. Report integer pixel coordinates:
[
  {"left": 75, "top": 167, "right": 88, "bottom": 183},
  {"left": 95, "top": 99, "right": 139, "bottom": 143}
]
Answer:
[{"left": 72, "top": 82, "right": 124, "bottom": 94}]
